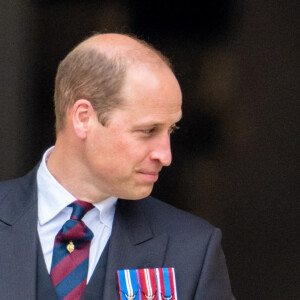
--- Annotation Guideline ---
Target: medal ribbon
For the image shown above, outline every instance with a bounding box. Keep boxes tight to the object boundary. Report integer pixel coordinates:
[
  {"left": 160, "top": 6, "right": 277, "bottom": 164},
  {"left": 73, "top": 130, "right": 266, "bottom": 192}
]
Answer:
[
  {"left": 138, "top": 268, "right": 157, "bottom": 299},
  {"left": 156, "top": 268, "right": 177, "bottom": 300},
  {"left": 117, "top": 269, "right": 140, "bottom": 300},
  {"left": 117, "top": 268, "right": 177, "bottom": 300}
]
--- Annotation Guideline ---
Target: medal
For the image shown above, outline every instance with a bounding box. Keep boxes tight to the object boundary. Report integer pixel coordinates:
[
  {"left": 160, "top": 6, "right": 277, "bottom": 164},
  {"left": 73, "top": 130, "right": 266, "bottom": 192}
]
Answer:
[
  {"left": 117, "top": 268, "right": 177, "bottom": 300},
  {"left": 138, "top": 268, "right": 157, "bottom": 300},
  {"left": 117, "top": 269, "right": 140, "bottom": 300}
]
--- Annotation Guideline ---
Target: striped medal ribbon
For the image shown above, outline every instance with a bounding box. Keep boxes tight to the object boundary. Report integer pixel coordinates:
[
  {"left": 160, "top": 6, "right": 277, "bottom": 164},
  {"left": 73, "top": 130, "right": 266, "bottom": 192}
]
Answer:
[
  {"left": 117, "top": 269, "right": 140, "bottom": 300},
  {"left": 156, "top": 268, "right": 177, "bottom": 300},
  {"left": 138, "top": 268, "right": 157, "bottom": 300},
  {"left": 117, "top": 268, "right": 177, "bottom": 300}
]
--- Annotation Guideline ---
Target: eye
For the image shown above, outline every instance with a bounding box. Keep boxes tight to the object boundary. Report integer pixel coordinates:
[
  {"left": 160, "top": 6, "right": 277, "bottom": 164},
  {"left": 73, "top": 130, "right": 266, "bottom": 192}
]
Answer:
[
  {"left": 140, "top": 128, "right": 156, "bottom": 134},
  {"left": 169, "top": 125, "right": 180, "bottom": 134}
]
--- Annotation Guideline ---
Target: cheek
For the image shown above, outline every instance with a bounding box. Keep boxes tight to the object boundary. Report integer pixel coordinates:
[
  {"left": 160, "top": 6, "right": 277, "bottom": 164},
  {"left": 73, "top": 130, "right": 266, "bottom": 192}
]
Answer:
[
  {"left": 108, "top": 128, "right": 139, "bottom": 157},
  {"left": 102, "top": 135, "right": 137, "bottom": 167},
  {"left": 113, "top": 138, "right": 151, "bottom": 170},
  {"left": 89, "top": 126, "right": 150, "bottom": 170}
]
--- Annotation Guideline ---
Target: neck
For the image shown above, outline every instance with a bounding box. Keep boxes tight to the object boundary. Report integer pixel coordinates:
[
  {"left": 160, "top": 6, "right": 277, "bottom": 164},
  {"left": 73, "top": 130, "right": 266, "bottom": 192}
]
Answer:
[{"left": 47, "top": 140, "right": 109, "bottom": 203}]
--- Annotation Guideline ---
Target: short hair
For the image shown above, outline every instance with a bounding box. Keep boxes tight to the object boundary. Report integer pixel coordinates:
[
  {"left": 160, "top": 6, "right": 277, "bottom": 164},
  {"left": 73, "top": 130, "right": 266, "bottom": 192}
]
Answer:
[
  {"left": 54, "top": 47, "right": 126, "bottom": 132},
  {"left": 54, "top": 34, "right": 172, "bottom": 132}
]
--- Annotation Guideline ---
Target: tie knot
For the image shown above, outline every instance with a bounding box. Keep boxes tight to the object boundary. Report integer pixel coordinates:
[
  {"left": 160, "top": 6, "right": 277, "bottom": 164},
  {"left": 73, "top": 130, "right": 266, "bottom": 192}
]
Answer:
[{"left": 69, "top": 200, "right": 94, "bottom": 220}]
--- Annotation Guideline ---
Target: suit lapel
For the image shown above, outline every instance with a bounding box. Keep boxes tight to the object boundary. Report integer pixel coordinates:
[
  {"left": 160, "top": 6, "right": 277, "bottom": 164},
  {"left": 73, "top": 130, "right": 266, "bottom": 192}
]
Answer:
[
  {"left": 102, "top": 199, "right": 168, "bottom": 299},
  {"left": 0, "top": 169, "right": 39, "bottom": 300}
]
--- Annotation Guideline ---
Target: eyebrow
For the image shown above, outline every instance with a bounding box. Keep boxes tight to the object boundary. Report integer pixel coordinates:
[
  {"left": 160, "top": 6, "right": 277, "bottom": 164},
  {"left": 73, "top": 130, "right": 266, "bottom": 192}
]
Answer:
[
  {"left": 132, "top": 113, "right": 182, "bottom": 128},
  {"left": 135, "top": 120, "right": 181, "bottom": 128}
]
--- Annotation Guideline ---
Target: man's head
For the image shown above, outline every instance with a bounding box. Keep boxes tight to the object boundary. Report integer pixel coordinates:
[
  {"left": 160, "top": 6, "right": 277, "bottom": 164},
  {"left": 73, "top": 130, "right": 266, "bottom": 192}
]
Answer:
[
  {"left": 54, "top": 33, "right": 171, "bottom": 132},
  {"left": 50, "top": 33, "right": 182, "bottom": 202}
]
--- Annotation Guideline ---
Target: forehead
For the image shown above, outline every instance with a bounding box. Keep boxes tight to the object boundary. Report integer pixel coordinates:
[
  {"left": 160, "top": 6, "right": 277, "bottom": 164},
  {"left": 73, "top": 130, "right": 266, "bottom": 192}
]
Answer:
[{"left": 117, "top": 63, "right": 182, "bottom": 122}]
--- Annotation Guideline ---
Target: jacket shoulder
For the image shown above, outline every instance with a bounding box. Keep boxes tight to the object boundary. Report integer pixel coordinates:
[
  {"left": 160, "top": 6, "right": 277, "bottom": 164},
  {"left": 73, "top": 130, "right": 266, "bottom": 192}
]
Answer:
[
  {"left": 141, "top": 196, "right": 214, "bottom": 229},
  {"left": 119, "top": 196, "right": 216, "bottom": 243},
  {"left": 0, "top": 168, "right": 37, "bottom": 199},
  {"left": 0, "top": 168, "right": 38, "bottom": 225}
]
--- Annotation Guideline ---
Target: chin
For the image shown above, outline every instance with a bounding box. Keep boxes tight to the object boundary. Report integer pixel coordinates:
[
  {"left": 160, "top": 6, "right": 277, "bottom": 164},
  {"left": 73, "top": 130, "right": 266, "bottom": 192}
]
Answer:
[{"left": 122, "top": 187, "right": 153, "bottom": 200}]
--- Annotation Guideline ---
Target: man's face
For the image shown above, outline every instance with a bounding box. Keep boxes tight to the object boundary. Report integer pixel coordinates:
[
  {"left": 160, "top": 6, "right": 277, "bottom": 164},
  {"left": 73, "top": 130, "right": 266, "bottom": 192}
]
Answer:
[{"left": 84, "top": 63, "right": 182, "bottom": 201}]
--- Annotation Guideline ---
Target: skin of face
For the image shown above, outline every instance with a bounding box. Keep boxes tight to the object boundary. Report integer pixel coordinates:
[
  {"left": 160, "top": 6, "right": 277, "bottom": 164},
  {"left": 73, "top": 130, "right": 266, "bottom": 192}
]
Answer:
[{"left": 81, "top": 63, "right": 182, "bottom": 201}]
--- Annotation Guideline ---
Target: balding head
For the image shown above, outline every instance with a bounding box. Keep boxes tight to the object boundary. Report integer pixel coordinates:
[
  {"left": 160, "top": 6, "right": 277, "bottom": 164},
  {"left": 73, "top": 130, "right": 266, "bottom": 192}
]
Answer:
[
  {"left": 54, "top": 33, "right": 172, "bottom": 132},
  {"left": 77, "top": 33, "right": 171, "bottom": 67}
]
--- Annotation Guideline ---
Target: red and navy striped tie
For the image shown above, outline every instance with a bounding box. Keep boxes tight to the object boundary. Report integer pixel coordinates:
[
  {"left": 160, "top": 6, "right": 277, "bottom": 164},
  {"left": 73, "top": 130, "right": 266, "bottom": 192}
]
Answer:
[{"left": 50, "top": 200, "right": 94, "bottom": 300}]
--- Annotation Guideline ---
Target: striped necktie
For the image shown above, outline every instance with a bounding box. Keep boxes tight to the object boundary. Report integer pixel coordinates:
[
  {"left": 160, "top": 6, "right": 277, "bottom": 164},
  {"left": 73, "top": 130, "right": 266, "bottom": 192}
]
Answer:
[{"left": 50, "top": 200, "right": 94, "bottom": 300}]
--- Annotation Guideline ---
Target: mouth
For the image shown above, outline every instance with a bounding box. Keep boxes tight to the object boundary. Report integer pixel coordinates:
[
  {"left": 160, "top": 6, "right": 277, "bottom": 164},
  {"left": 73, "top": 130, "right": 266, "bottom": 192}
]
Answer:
[{"left": 137, "top": 170, "right": 160, "bottom": 182}]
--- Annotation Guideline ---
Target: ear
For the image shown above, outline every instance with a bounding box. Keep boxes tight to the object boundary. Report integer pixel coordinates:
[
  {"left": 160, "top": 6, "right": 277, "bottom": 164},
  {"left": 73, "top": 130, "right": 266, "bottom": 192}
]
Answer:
[{"left": 71, "top": 99, "right": 95, "bottom": 139}]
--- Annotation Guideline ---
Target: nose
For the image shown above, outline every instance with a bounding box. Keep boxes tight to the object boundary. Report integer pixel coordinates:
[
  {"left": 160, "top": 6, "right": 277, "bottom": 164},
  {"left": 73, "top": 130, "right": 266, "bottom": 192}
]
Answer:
[{"left": 150, "top": 135, "right": 172, "bottom": 167}]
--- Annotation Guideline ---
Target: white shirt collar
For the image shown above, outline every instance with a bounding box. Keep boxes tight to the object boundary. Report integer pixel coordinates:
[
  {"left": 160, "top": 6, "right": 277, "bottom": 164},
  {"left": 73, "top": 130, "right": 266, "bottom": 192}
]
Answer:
[{"left": 37, "top": 146, "right": 117, "bottom": 227}]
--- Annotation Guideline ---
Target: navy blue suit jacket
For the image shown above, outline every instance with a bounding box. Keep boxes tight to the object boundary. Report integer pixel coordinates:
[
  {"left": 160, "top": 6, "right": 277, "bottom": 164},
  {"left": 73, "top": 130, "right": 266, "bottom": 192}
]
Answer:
[{"left": 0, "top": 167, "right": 234, "bottom": 299}]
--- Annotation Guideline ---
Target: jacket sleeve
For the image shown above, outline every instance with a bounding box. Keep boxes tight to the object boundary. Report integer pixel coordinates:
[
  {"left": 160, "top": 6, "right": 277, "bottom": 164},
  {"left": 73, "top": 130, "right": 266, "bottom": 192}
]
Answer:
[{"left": 194, "top": 228, "right": 235, "bottom": 299}]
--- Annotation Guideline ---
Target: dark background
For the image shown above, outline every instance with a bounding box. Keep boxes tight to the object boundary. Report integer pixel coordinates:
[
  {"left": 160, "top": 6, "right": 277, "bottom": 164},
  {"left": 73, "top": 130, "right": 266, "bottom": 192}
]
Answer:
[{"left": 0, "top": 1, "right": 299, "bottom": 299}]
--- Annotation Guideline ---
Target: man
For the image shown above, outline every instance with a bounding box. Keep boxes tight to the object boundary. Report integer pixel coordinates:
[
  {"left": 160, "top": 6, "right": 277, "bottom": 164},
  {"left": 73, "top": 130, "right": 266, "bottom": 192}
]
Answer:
[{"left": 0, "top": 33, "right": 234, "bottom": 299}]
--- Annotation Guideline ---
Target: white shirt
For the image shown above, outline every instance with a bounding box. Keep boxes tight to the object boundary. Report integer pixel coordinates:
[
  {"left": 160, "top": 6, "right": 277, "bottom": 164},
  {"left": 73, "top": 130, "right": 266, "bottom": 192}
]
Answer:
[{"left": 37, "top": 147, "right": 117, "bottom": 282}]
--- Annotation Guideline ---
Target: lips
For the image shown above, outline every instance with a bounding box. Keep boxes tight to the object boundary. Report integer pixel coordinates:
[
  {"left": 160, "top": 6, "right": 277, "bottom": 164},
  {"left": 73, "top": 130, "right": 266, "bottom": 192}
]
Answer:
[{"left": 137, "top": 170, "right": 160, "bottom": 182}]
